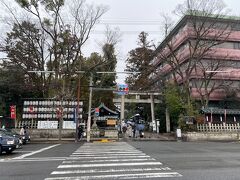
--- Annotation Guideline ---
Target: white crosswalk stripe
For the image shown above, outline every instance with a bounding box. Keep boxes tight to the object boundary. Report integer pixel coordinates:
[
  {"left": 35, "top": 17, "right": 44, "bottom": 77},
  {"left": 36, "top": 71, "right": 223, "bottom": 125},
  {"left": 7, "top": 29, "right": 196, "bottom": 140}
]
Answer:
[{"left": 45, "top": 142, "right": 182, "bottom": 179}]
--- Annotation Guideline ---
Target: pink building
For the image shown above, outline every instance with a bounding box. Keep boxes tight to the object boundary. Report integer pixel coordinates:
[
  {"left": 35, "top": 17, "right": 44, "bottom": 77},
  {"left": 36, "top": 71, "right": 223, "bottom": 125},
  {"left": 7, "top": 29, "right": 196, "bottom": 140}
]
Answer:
[{"left": 150, "top": 14, "right": 240, "bottom": 123}]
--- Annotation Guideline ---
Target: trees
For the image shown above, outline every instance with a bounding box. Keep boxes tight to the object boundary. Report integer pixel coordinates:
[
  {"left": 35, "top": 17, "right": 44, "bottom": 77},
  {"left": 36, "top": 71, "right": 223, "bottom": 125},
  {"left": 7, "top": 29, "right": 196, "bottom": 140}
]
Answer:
[
  {"left": 0, "top": 0, "right": 108, "bottom": 98},
  {"left": 2, "top": 21, "right": 50, "bottom": 97},
  {"left": 81, "top": 26, "right": 119, "bottom": 109},
  {"left": 92, "top": 43, "right": 117, "bottom": 109},
  {"left": 124, "top": 32, "right": 155, "bottom": 125},
  {"left": 125, "top": 32, "right": 155, "bottom": 91},
  {"left": 164, "top": 84, "right": 184, "bottom": 129}
]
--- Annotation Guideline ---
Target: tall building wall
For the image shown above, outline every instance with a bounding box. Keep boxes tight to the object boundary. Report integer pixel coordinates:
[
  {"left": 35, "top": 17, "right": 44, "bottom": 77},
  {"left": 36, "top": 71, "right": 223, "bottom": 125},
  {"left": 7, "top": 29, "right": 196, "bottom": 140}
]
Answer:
[{"left": 150, "top": 15, "right": 240, "bottom": 101}]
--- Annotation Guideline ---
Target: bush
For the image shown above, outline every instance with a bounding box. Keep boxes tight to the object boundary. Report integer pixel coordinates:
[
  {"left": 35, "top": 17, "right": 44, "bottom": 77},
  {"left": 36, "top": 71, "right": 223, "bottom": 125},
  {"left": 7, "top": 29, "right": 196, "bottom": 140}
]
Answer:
[{"left": 178, "top": 114, "right": 197, "bottom": 132}]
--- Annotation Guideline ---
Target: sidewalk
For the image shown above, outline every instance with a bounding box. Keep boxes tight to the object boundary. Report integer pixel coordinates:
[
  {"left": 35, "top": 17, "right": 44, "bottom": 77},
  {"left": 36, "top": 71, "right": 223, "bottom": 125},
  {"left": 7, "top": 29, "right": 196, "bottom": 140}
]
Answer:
[
  {"left": 120, "top": 132, "right": 177, "bottom": 141},
  {"left": 30, "top": 137, "right": 120, "bottom": 143},
  {"left": 30, "top": 132, "right": 177, "bottom": 143},
  {"left": 143, "top": 132, "right": 177, "bottom": 141}
]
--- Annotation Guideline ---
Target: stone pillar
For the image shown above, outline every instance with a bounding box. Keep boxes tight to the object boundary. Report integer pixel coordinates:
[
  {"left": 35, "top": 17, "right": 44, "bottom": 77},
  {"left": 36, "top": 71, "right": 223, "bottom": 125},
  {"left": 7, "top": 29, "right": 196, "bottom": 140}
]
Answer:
[
  {"left": 166, "top": 108, "right": 170, "bottom": 133},
  {"left": 150, "top": 95, "right": 156, "bottom": 132}
]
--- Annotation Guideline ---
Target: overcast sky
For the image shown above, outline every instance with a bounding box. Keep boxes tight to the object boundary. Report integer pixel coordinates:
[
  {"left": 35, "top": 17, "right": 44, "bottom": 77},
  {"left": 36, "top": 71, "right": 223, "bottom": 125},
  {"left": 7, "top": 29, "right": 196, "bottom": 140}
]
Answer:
[
  {"left": 1, "top": 0, "right": 239, "bottom": 83},
  {"left": 82, "top": 0, "right": 240, "bottom": 83}
]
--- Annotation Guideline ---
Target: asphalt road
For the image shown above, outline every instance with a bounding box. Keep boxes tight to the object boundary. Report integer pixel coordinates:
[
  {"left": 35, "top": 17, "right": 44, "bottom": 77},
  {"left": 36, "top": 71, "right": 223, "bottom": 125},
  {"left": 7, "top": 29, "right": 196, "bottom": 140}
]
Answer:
[
  {"left": 0, "top": 140, "right": 240, "bottom": 180},
  {"left": 128, "top": 141, "right": 240, "bottom": 180},
  {"left": 0, "top": 142, "right": 81, "bottom": 180}
]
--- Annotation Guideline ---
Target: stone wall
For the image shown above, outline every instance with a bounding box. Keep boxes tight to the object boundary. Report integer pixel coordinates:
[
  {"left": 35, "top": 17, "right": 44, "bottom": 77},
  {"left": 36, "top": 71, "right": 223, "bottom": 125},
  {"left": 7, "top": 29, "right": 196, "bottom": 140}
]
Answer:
[
  {"left": 14, "top": 129, "right": 118, "bottom": 139},
  {"left": 104, "top": 130, "right": 118, "bottom": 138},
  {"left": 27, "top": 129, "right": 76, "bottom": 138},
  {"left": 183, "top": 132, "right": 240, "bottom": 141}
]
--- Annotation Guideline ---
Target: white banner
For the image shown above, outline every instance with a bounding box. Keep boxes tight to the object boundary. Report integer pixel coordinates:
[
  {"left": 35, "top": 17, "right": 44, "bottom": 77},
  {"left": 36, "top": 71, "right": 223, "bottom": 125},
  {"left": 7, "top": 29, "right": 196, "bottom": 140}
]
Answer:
[
  {"left": 37, "top": 121, "right": 76, "bottom": 129},
  {"left": 63, "top": 121, "right": 76, "bottom": 129},
  {"left": 37, "top": 121, "right": 58, "bottom": 129}
]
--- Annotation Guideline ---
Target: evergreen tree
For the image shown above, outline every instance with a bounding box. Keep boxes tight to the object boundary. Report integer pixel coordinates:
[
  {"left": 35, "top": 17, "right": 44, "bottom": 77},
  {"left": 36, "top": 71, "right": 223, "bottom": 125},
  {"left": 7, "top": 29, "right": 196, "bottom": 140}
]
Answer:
[{"left": 125, "top": 32, "right": 154, "bottom": 91}]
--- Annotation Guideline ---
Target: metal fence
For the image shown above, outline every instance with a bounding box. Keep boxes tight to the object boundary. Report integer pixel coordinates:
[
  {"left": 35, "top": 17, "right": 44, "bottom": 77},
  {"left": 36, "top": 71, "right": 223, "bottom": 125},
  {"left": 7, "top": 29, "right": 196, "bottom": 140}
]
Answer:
[{"left": 197, "top": 123, "right": 240, "bottom": 132}]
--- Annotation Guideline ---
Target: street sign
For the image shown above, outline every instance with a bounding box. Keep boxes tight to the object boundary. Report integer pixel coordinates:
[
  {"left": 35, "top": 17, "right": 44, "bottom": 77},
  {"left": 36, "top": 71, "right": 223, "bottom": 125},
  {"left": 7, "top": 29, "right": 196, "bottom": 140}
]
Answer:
[
  {"left": 95, "top": 108, "right": 100, "bottom": 116},
  {"left": 10, "top": 105, "right": 16, "bottom": 119},
  {"left": 116, "top": 84, "right": 129, "bottom": 95},
  {"left": 107, "top": 119, "right": 116, "bottom": 125}
]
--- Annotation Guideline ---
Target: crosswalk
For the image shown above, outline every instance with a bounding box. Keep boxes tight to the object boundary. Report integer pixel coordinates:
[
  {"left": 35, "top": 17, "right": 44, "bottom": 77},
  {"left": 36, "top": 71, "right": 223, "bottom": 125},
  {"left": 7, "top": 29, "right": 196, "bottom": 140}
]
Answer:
[{"left": 45, "top": 142, "right": 182, "bottom": 179}]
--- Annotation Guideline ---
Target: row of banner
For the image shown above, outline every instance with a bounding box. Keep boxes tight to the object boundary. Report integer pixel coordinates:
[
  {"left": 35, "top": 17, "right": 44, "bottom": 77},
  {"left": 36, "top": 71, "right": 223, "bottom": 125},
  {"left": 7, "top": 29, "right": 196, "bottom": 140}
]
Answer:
[
  {"left": 24, "top": 100, "right": 83, "bottom": 106},
  {"left": 22, "top": 100, "right": 83, "bottom": 120}
]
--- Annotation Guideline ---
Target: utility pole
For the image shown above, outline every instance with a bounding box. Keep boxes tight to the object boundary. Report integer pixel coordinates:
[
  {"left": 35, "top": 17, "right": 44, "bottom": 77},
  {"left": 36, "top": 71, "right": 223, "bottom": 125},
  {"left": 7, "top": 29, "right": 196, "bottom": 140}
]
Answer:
[
  {"left": 120, "top": 95, "right": 125, "bottom": 120},
  {"left": 86, "top": 74, "right": 93, "bottom": 142},
  {"left": 58, "top": 76, "right": 65, "bottom": 141}
]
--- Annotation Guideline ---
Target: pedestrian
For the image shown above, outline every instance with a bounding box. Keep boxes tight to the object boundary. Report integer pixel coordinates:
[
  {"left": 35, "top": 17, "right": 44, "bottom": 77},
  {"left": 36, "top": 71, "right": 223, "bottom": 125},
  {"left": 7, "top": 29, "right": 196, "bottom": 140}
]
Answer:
[
  {"left": 126, "top": 124, "right": 132, "bottom": 137},
  {"left": 132, "top": 123, "right": 136, "bottom": 138},
  {"left": 77, "top": 124, "right": 84, "bottom": 141},
  {"left": 20, "top": 125, "right": 25, "bottom": 136}
]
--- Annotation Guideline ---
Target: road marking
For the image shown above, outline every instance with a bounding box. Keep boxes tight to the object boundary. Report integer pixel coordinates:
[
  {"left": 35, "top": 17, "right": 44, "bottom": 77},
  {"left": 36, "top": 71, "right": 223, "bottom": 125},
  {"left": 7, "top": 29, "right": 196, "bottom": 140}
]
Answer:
[
  {"left": 12, "top": 144, "right": 60, "bottom": 159},
  {"left": 72, "top": 151, "right": 141, "bottom": 154},
  {"left": 51, "top": 167, "right": 172, "bottom": 175},
  {"left": 70, "top": 153, "right": 146, "bottom": 157},
  {"left": 58, "top": 161, "right": 162, "bottom": 168},
  {"left": 75, "top": 148, "right": 138, "bottom": 152},
  {"left": 67, "top": 155, "right": 151, "bottom": 159},
  {"left": 45, "top": 142, "right": 182, "bottom": 179},
  {"left": 4, "top": 158, "right": 66, "bottom": 162},
  {"left": 63, "top": 158, "right": 156, "bottom": 163},
  {"left": 45, "top": 172, "right": 182, "bottom": 180},
  {"left": 14, "top": 151, "right": 33, "bottom": 153}
]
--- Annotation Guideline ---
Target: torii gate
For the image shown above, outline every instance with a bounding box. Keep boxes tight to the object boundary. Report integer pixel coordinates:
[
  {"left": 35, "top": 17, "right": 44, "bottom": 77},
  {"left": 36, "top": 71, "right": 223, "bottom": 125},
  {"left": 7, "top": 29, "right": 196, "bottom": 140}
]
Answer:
[{"left": 113, "top": 92, "right": 171, "bottom": 133}]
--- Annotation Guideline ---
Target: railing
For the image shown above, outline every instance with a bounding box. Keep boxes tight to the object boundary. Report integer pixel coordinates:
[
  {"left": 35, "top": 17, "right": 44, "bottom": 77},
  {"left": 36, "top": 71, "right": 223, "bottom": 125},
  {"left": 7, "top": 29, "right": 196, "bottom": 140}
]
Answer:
[{"left": 197, "top": 123, "right": 240, "bottom": 132}]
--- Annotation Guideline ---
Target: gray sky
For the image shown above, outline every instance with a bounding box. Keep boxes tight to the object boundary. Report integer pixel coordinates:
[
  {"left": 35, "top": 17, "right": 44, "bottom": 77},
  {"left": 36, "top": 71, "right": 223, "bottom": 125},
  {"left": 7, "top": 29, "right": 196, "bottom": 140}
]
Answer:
[
  {"left": 83, "top": 0, "right": 240, "bottom": 83},
  {"left": 0, "top": 0, "right": 239, "bottom": 83}
]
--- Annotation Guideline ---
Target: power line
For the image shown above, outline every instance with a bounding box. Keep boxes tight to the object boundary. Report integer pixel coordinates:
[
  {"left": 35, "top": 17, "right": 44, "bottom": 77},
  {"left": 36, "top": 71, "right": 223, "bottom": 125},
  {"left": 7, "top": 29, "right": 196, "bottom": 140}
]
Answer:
[
  {"left": 0, "top": 26, "right": 161, "bottom": 35},
  {"left": 0, "top": 17, "right": 162, "bottom": 25}
]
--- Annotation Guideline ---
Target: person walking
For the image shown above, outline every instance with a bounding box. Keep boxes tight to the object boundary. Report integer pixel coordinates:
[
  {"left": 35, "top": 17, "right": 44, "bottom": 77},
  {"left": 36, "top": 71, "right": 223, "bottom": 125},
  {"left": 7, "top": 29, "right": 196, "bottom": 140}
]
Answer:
[
  {"left": 77, "top": 124, "right": 84, "bottom": 141},
  {"left": 19, "top": 125, "right": 25, "bottom": 136},
  {"left": 132, "top": 123, "right": 136, "bottom": 138},
  {"left": 126, "top": 124, "right": 132, "bottom": 137}
]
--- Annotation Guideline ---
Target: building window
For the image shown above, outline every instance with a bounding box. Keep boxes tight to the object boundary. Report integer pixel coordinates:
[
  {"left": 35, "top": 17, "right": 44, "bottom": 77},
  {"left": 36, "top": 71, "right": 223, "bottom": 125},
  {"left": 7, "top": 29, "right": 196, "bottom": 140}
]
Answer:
[
  {"left": 231, "top": 23, "right": 240, "bottom": 31},
  {"left": 233, "top": 42, "right": 240, "bottom": 49}
]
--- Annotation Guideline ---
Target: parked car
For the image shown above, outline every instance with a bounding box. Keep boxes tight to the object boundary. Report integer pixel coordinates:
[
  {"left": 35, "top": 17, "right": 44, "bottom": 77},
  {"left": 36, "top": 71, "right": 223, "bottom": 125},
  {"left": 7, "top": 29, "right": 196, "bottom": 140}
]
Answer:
[
  {"left": 0, "top": 128, "right": 23, "bottom": 148},
  {"left": 0, "top": 131, "right": 19, "bottom": 154}
]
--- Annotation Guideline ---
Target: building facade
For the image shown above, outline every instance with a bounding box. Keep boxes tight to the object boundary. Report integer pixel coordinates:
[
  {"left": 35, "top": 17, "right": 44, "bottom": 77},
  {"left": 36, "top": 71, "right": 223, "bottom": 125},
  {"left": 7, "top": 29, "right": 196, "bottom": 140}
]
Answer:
[{"left": 150, "top": 14, "right": 240, "bottom": 123}]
